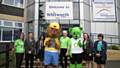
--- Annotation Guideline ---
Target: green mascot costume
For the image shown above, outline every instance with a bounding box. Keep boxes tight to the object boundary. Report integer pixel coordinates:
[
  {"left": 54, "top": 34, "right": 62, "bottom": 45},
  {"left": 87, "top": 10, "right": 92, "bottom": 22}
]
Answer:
[{"left": 67, "top": 27, "right": 83, "bottom": 68}]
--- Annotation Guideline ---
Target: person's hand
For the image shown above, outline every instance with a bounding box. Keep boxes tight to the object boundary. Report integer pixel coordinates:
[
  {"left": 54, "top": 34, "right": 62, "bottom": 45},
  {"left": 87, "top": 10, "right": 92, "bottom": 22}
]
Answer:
[
  {"left": 12, "top": 48, "right": 15, "bottom": 51},
  {"left": 66, "top": 52, "right": 69, "bottom": 56},
  {"left": 37, "top": 59, "right": 40, "bottom": 63},
  {"left": 28, "top": 50, "right": 32, "bottom": 54},
  {"left": 89, "top": 53, "right": 92, "bottom": 56},
  {"left": 96, "top": 53, "right": 100, "bottom": 57}
]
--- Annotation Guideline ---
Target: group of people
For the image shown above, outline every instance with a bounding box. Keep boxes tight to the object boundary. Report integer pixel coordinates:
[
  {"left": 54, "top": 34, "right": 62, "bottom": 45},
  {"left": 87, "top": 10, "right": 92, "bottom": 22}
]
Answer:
[
  {"left": 14, "top": 32, "right": 36, "bottom": 68},
  {"left": 59, "top": 31, "right": 107, "bottom": 68},
  {"left": 13, "top": 30, "right": 107, "bottom": 68}
]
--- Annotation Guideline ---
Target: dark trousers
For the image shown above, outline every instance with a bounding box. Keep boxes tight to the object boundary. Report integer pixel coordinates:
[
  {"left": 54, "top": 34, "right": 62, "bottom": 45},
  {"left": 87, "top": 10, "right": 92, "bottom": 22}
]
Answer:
[
  {"left": 60, "top": 49, "right": 67, "bottom": 68},
  {"left": 25, "top": 53, "right": 34, "bottom": 68},
  {"left": 70, "top": 53, "right": 83, "bottom": 64},
  {"left": 16, "top": 53, "right": 24, "bottom": 68}
]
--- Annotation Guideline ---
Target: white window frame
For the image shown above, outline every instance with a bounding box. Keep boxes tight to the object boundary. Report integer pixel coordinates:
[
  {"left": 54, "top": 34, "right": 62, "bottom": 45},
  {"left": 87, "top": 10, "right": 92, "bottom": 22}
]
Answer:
[
  {"left": 2, "top": 0, "right": 24, "bottom": 8},
  {"left": 0, "top": 20, "right": 24, "bottom": 42},
  {"left": 3, "top": 20, "right": 13, "bottom": 27}
]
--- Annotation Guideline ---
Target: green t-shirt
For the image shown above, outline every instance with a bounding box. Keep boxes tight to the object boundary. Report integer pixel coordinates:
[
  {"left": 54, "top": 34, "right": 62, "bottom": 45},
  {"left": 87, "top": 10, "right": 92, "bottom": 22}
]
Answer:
[
  {"left": 15, "top": 39, "right": 25, "bottom": 53},
  {"left": 60, "top": 36, "right": 70, "bottom": 48}
]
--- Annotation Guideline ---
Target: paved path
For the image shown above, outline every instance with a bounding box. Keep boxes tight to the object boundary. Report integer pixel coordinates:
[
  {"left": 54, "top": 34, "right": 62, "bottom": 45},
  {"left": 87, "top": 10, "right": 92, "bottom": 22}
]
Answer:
[
  {"left": 106, "top": 60, "right": 120, "bottom": 68},
  {"left": 19, "top": 60, "right": 120, "bottom": 68}
]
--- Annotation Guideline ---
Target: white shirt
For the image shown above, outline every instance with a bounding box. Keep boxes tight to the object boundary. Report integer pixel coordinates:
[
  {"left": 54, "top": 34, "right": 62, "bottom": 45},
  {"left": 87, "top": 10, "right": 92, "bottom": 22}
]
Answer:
[{"left": 70, "top": 38, "right": 84, "bottom": 54}]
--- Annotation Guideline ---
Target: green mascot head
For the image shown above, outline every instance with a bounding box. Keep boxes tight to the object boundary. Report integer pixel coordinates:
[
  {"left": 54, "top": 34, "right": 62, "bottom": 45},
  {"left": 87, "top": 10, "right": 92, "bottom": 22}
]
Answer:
[{"left": 69, "top": 27, "right": 83, "bottom": 39}]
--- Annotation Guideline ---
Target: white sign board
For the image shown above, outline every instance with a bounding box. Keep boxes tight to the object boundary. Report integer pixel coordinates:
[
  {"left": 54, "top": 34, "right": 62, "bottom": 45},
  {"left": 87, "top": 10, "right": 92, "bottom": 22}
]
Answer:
[
  {"left": 45, "top": 2, "right": 73, "bottom": 20},
  {"left": 93, "top": 0, "right": 116, "bottom": 21}
]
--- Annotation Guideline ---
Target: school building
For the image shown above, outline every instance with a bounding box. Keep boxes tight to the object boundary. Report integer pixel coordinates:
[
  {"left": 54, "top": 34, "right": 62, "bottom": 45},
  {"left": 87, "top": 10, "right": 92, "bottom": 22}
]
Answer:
[{"left": 0, "top": 0, "right": 120, "bottom": 44}]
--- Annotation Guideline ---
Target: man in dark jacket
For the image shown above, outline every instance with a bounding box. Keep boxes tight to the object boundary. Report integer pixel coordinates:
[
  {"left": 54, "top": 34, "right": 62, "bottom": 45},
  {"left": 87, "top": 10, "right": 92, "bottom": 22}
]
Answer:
[
  {"left": 94, "top": 34, "right": 107, "bottom": 68},
  {"left": 24, "top": 32, "right": 36, "bottom": 68}
]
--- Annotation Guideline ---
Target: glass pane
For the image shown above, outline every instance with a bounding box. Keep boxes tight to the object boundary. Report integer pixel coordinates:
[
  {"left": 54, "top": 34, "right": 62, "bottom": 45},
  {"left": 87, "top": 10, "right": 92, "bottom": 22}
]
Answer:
[
  {"left": 14, "top": 29, "right": 22, "bottom": 40},
  {"left": 70, "top": 20, "right": 79, "bottom": 24},
  {"left": 60, "top": 20, "right": 69, "bottom": 24},
  {"left": 15, "top": 0, "right": 23, "bottom": 7},
  {"left": 3, "top": 28, "right": 12, "bottom": 41},
  {"left": 3, "top": 0, "right": 14, "bottom": 5},
  {"left": 4, "top": 21, "right": 13, "bottom": 26},
  {"left": 15, "top": 23, "right": 22, "bottom": 27},
  {"left": 28, "top": 23, "right": 34, "bottom": 32}
]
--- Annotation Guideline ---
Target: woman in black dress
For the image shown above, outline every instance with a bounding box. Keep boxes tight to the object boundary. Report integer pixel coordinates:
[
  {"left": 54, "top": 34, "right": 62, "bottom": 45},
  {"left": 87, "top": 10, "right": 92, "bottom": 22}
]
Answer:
[{"left": 83, "top": 33, "right": 93, "bottom": 68}]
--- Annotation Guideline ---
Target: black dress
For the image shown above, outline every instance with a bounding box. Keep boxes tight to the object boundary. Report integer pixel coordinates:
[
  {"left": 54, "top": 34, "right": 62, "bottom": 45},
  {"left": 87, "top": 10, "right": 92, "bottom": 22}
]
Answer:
[{"left": 83, "top": 39, "right": 93, "bottom": 61}]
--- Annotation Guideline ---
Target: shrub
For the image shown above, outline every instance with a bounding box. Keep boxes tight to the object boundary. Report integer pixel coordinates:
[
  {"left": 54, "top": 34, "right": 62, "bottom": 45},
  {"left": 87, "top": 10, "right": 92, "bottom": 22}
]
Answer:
[{"left": 111, "top": 45, "right": 120, "bottom": 50}]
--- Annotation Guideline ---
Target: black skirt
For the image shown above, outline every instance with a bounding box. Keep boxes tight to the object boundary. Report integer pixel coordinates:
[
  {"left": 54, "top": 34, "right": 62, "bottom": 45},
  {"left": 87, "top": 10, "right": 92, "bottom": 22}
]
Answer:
[
  {"left": 94, "top": 54, "right": 107, "bottom": 64},
  {"left": 83, "top": 52, "right": 93, "bottom": 61}
]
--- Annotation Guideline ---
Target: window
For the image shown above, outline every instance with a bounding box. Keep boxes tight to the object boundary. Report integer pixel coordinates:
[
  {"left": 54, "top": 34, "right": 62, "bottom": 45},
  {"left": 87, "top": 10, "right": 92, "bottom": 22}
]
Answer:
[
  {"left": 3, "top": 0, "right": 14, "bottom": 5},
  {"left": 14, "top": 29, "right": 22, "bottom": 40},
  {"left": 70, "top": 20, "right": 79, "bottom": 24},
  {"left": 3, "top": 0, "right": 23, "bottom": 8},
  {"left": 15, "top": 0, "right": 23, "bottom": 7},
  {"left": 3, "top": 28, "right": 12, "bottom": 41},
  {"left": 60, "top": 20, "right": 69, "bottom": 24},
  {"left": 4, "top": 21, "right": 13, "bottom": 26},
  {"left": 28, "top": 22, "right": 34, "bottom": 32},
  {"left": 0, "top": 20, "right": 23, "bottom": 42},
  {"left": 15, "top": 23, "right": 22, "bottom": 27}
]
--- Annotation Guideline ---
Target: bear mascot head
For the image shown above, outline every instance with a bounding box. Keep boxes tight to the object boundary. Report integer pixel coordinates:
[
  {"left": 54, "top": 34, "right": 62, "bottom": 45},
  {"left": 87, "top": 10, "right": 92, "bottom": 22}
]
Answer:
[{"left": 44, "top": 22, "right": 60, "bottom": 49}]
